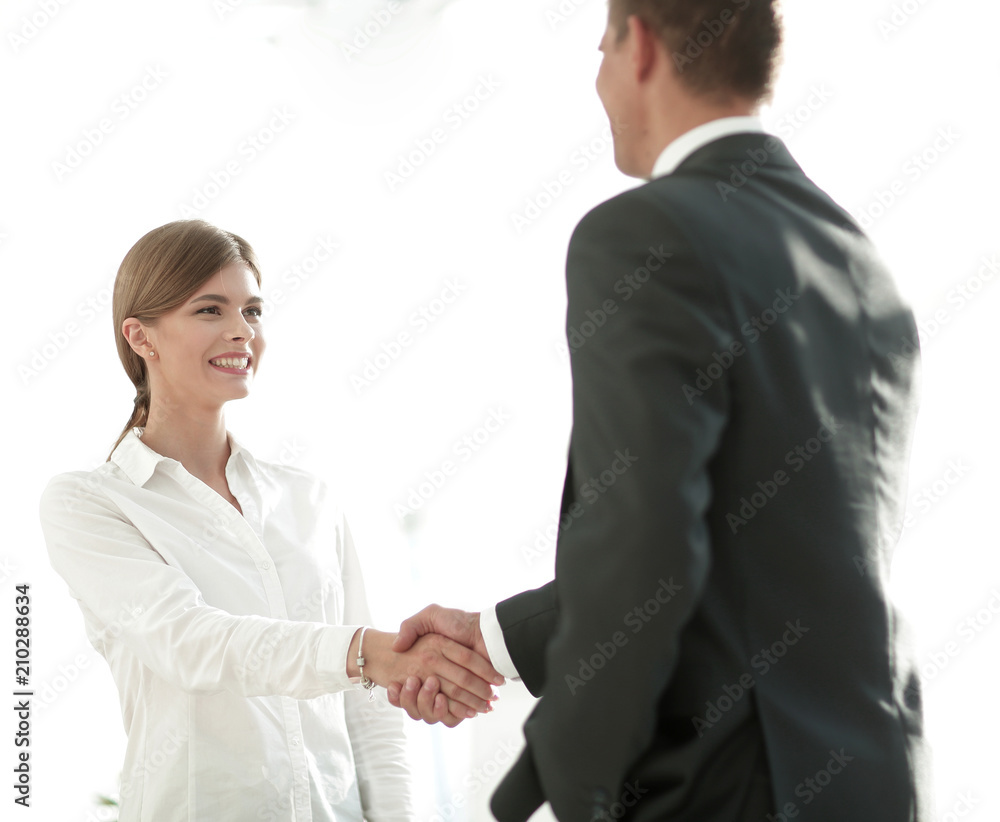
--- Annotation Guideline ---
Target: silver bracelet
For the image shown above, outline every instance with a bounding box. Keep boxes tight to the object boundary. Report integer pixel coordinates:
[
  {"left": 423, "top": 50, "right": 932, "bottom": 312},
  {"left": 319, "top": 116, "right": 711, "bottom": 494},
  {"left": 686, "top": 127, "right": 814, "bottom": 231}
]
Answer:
[{"left": 357, "top": 627, "right": 376, "bottom": 702}]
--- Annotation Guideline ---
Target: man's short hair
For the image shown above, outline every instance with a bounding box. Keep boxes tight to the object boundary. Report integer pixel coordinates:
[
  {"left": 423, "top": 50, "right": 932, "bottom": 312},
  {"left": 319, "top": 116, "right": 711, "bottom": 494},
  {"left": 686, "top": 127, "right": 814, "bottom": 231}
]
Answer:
[{"left": 609, "top": 0, "right": 783, "bottom": 103}]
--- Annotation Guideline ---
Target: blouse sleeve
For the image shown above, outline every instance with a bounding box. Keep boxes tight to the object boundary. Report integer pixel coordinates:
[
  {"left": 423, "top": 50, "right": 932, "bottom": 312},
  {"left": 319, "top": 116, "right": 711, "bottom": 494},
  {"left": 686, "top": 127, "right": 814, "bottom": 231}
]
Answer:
[
  {"left": 338, "top": 515, "right": 416, "bottom": 821},
  {"left": 39, "top": 471, "right": 358, "bottom": 698}
]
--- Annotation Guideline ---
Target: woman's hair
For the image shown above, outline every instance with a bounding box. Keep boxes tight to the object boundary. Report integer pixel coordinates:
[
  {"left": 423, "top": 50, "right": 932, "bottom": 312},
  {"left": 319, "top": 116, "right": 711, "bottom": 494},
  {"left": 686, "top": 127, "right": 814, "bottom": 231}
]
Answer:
[{"left": 107, "top": 220, "right": 262, "bottom": 460}]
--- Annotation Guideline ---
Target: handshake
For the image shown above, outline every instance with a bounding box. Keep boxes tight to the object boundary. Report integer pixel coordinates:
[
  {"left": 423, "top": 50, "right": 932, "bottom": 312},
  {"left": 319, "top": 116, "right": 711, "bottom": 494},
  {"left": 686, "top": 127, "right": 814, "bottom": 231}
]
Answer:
[{"left": 348, "top": 604, "right": 505, "bottom": 728}]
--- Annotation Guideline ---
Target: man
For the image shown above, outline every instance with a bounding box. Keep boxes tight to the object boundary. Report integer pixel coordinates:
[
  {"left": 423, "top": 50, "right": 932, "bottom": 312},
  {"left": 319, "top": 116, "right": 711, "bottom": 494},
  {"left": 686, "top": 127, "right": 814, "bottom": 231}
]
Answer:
[{"left": 390, "top": 1, "right": 929, "bottom": 819}]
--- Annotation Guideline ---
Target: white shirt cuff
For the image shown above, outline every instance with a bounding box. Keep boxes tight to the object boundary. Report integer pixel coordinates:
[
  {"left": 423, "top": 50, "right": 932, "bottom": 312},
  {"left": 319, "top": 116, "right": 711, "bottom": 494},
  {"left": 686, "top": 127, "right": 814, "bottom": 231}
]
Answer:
[
  {"left": 319, "top": 624, "right": 364, "bottom": 690},
  {"left": 480, "top": 605, "right": 521, "bottom": 681}
]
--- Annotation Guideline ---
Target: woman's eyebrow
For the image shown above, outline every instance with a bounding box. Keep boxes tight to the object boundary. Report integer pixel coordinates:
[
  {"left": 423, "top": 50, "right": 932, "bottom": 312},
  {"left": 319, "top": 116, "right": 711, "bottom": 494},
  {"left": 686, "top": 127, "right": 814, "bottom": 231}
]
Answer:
[{"left": 189, "top": 294, "right": 264, "bottom": 305}]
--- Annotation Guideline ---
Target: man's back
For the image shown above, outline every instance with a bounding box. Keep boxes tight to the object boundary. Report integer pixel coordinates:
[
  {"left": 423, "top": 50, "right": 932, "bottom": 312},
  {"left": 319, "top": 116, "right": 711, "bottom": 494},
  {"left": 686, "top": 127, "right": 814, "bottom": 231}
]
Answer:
[
  {"left": 496, "top": 131, "right": 928, "bottom": 821},
  {"left": 621, "top": 131, "right": 926, "bottom": 818}
]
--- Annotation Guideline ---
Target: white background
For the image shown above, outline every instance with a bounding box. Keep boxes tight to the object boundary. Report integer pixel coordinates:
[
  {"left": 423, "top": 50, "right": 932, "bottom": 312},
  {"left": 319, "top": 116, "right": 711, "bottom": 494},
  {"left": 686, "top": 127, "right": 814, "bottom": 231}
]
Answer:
[{"left": 2, "top": 0, "right": 998, "bottom": 819}]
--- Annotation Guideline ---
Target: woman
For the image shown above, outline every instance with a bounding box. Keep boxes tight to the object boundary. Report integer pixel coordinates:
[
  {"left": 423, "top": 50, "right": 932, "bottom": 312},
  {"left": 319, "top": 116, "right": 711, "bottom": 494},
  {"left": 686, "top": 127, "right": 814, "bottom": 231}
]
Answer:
[{"left": 39, "top": 220, "right": 501, "bottom": 821}]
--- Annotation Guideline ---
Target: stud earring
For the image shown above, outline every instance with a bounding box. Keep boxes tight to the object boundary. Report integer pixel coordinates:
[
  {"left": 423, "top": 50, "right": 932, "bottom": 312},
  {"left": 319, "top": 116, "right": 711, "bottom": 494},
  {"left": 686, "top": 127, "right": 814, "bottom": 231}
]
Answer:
[{"left": 149, "top": 351, "right": 155, "bottom": 357}]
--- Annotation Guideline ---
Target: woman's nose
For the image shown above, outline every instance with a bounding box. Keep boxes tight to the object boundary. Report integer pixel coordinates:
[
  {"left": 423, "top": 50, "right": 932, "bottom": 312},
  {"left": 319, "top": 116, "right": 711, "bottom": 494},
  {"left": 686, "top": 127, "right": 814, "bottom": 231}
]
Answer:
[{"left": 226, "top": 317, "right": 254, "bottom": 342}]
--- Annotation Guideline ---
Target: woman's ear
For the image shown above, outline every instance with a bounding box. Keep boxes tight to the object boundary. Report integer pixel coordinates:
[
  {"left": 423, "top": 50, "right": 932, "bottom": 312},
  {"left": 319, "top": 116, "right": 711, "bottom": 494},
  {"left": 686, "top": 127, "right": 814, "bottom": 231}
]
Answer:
[{"left": 123, "top": 318, "right": 153, "bottom": 357}]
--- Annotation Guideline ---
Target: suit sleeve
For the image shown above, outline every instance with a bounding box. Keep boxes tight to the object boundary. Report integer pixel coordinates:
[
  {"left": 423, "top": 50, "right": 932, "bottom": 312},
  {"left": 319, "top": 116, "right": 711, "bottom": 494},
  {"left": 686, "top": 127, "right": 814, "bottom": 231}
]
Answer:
[
  {"left": 495, "top": 581, "right": 558, "bottom": 696},
  {"left": 495, "top": 191, "right": 734, "bottom": 821}
]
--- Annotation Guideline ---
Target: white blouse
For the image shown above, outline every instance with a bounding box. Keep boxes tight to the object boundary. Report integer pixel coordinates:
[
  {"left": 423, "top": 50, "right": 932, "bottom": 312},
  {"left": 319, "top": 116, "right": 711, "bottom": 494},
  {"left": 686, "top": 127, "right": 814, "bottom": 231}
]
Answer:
[{"left": 39, "top": 427, "right": 414, "bottom": 822}]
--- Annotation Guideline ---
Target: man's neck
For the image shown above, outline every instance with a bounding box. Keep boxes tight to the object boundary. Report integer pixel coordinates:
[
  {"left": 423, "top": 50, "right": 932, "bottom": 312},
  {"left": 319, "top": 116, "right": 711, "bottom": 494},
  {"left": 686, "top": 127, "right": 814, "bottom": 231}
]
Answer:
[{"left": 639, "top": 96, "right": 758, "bottom": 178}]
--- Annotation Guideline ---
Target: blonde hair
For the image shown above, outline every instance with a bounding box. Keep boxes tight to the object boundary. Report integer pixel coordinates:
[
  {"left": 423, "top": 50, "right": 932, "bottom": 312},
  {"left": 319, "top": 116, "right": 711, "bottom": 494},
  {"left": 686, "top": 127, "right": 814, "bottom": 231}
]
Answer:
[{"left": 108, "top": 220, "right": 262, "bottom": 460}]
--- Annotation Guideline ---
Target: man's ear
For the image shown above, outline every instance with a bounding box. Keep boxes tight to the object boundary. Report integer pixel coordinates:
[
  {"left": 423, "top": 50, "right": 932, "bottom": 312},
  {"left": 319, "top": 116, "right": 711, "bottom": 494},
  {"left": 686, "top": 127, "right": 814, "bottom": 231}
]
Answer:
[
  {"left": 123, "top": 317, "right": 153, "bottom": 357},
  {"left": 626, "top": 14, "right": 658, "bottom": 82}
]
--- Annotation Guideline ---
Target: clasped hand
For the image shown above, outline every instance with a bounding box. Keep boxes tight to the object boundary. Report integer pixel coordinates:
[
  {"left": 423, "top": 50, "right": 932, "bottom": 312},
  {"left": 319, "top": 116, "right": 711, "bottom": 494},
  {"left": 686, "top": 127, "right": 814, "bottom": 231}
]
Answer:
[{"left": 350, "top": 606, "right": 502, "bottom": 727}]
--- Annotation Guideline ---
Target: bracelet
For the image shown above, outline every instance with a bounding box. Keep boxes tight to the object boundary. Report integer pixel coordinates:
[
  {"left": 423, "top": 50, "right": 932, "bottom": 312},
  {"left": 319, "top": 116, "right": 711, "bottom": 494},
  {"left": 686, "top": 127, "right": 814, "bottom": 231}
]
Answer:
[{"left": 357, "top": 627, "right": 376, "bottom": 702}]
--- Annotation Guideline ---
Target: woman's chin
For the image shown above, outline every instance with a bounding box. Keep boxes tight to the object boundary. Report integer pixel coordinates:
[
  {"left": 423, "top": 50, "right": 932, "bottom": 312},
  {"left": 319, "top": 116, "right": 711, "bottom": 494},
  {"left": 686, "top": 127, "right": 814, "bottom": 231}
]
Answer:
[{"left": 216, "top": 383, "right": 253, "bottom": 405}]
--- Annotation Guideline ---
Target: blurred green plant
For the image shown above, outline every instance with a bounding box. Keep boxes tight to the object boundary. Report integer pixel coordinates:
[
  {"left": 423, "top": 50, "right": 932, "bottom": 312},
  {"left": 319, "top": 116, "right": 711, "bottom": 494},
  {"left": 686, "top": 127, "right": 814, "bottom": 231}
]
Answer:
[{"left": 93, "top": 784, "right": 119, "bottom": 821}]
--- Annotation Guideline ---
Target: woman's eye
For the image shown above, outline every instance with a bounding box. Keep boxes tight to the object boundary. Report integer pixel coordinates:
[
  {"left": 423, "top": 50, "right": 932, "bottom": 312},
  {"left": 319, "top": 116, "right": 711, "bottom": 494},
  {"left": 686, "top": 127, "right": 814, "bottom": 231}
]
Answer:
[{"left": 196, "top": 305, "right": 262, "bottom": 317}]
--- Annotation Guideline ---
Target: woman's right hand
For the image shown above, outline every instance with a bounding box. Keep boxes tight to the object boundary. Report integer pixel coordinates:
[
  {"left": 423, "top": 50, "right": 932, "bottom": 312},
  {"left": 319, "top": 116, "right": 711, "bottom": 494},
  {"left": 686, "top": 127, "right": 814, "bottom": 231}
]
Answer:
[{"left": 348, "top": 628, "right": 500, "bottom": 722}]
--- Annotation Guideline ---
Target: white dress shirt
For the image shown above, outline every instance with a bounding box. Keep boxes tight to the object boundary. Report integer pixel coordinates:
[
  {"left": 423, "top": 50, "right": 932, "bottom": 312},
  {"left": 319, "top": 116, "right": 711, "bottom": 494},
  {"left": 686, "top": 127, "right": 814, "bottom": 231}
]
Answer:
[
  {"left": 649, "top": 115, "right": 765, "bottom": 178},
  {"left": 479, "top": 116, "right": 770, "bottom": 680},
  {"left": 39, "top": 428, "right": 414, "bottom": 822}
]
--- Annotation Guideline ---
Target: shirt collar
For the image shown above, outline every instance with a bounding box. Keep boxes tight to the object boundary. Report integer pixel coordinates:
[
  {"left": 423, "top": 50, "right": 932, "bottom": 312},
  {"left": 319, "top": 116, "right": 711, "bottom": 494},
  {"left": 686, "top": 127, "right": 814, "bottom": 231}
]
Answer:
[
  {"left": 110, "top": 427, "right": 255, "bottom": 487},
  {"left": 649, "top": 115, "right": 765, "bottom": 179}
]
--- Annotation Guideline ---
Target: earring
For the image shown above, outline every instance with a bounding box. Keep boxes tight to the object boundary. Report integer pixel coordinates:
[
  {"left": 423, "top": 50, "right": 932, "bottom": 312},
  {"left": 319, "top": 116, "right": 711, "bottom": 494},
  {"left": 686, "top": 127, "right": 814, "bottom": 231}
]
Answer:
[{"left": 149, "top": 351, "right": 155, "bottom": 357}]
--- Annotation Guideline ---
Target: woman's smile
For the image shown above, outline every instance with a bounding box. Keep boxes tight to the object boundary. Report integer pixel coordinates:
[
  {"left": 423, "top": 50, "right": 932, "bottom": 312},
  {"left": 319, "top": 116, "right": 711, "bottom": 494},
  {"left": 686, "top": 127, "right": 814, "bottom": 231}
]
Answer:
[{"left": 208, "top": 352, "right": 253, "bottom": 375}]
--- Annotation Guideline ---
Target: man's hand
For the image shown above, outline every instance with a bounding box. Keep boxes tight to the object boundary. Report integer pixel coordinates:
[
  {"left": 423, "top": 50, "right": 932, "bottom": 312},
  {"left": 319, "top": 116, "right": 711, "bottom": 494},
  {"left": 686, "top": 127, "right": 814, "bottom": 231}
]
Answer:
[
  {"left": 348, "top": 627, "right": 499, "bottom": 724},
  {"left": 388, "top": 674, "right": 457, "bottom": 726},
  {"left": 387, "top": 605, "right": 504, "bottom": 727}
]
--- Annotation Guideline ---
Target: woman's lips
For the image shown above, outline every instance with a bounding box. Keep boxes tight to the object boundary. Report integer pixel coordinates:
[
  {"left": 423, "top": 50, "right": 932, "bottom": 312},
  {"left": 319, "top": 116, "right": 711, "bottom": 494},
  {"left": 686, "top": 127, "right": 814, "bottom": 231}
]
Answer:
[{"left": 209, "top": 355, "right": 251, "bottom": 374}]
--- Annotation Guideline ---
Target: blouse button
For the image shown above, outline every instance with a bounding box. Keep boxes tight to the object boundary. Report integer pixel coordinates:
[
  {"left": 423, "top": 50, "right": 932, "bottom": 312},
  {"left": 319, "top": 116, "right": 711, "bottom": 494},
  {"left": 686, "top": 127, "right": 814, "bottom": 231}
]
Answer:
[{"left": 261, "top": 561, "right": 271, "bottom": 571}]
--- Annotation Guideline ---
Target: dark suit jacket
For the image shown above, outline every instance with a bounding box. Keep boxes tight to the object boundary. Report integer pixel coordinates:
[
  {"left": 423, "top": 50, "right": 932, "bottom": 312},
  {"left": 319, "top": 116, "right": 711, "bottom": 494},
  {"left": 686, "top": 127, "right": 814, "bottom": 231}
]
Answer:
[{"left": 490, "top": 132, "right": 929, "bottom": 822}]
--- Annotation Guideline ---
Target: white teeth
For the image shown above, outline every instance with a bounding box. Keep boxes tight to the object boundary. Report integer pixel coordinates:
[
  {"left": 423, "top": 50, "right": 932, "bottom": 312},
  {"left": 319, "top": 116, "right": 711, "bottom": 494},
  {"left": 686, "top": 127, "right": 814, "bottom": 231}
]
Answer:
[{"left": 211, "top": 357, "right": 249, "bottom": 369}]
